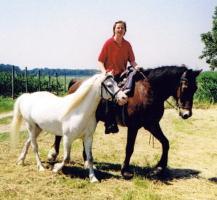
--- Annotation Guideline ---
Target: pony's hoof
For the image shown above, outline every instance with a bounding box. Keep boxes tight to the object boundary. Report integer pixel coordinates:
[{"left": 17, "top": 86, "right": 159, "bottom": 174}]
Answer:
[
  {"left": 90, "top": 176, "right": 99, "bottom": 183},
  {"left": 38, "top": 166, "right": 45, "bottom": 172},
  {"left": 53, "top": 163, "right": 63, "bottom": 173},
  {"left": 121, "top": 169, "right": 134, "bottom": 180},
  {"left": 47, "top": 150, "right": 57, "bottom": 162},
  {"left": 17, "top": 159, "right": 24, "bottom": 166}
]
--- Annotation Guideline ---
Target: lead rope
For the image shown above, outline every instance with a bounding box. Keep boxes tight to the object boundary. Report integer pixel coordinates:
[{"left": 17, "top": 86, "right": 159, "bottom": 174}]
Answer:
[
  {"left": 166, "top": 100, "right": 179, "bottom": 110},
  {"left": 121, "top": 105, "right": 127, "bottom": 126}
]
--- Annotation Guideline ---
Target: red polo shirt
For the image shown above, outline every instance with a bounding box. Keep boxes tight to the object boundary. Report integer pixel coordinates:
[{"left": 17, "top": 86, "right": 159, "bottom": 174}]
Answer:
[{"left": 98, "top": 37, "right": 135, "bottom": 75}]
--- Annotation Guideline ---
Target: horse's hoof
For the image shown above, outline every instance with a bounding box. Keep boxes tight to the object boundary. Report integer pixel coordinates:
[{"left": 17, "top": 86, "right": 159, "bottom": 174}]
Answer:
[
  {"left": 53, "top": 163, "right": 63, "bottom": 173},
  {"left": 38, "top": 166, "right": 45, "bottom": 172},
  {"left": 90, "top": 176, "right": 99, "bottom": 183},
  {"left": 47, "top": 150, "right": 57, "bottom": 162},
  {"left": 121, "top": 170, "right": 134, "bottom": 180},
  {"left": 17, "top": 159, "right": 24, "bottom": 166}
]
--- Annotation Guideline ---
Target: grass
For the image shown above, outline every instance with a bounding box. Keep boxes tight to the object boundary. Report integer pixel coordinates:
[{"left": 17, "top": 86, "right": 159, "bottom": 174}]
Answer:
[
  {"left": 0, "top": 103, "right": 217, "bottom": 199},
  {"left": 0, "top": 116, "right": 12, "bottom": 125},
  {"left": 0, "top": 97, "right": 14, "bottom": 113}
]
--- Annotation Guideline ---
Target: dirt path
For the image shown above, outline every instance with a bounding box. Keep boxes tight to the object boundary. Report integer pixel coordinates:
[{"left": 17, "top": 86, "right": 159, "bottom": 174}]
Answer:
[{"left": 0, "top": 111, "right": 13, "bottom": 119}]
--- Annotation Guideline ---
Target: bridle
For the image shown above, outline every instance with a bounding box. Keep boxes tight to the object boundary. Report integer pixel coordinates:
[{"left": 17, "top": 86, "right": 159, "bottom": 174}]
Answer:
[
  {"left": 166, "top": 72, "right": 190, "bottom": 111},
  {"left": 176, "top": 72, "right": 192, "bottom": 110},
  {"left": 101, "top": 75, "right": 121, "bottom": 101}
]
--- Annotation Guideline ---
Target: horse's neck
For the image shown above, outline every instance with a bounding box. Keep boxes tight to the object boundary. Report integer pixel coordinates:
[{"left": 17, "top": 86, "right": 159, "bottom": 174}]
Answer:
[
  {"left": 151, "top": 74, "right": 181, "bottom": 101},
  {"left": 65, "top": 84, "right": 101, "bottom": 115}
]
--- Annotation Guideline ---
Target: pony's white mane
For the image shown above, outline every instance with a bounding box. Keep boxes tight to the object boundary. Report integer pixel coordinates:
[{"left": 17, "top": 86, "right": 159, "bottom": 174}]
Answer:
[{"left": 62, "top": 73, "right": 104, "bottom": 118}]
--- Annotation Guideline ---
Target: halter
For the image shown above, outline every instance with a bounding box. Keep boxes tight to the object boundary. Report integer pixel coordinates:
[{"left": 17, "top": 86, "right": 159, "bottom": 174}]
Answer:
[
  {"left": 166, "top": 71, "right": 189, "bottom": 110},
  {"left": 176, "top": 71, "right": 191, "bottom": 110},
  {"left": 101, "top": 75, "right": 121, "bottom": 102}
]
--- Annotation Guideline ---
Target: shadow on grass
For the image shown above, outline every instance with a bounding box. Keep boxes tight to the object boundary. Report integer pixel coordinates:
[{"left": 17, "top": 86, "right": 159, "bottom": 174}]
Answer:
[
  {"left": 95, "top": 161, "right": 201, "bottom": 182},
  {"left": 47, "top": 161, "right": 200, "bottom": 182},
  {"left": 61, "top": 165, "right": 121, "bottom": 181},
  {"left": 208, "top": 177, "right": 217, "bottom": 183}
]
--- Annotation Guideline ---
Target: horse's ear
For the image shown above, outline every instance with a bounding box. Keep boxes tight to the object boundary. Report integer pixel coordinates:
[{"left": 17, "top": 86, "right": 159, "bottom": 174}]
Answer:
[{"left": 193, "top": 69, "right": 202, "bottom": 77}]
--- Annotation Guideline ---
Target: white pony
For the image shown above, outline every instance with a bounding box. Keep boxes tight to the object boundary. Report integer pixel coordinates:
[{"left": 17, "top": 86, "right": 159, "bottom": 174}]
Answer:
[{"left": 11, "top": 73, "right": 127, "bottom": 183}]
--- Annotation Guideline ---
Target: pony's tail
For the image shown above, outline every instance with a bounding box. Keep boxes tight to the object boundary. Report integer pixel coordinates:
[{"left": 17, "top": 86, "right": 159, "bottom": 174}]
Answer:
[{"left": 10, "top": 96, "right": 23, "bottom": 149}]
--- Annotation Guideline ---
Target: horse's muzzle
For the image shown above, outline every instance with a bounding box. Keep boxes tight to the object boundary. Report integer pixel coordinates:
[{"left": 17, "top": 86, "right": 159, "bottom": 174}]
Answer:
[
  {"left": 116, "top": 93, "right": 128, "bottom": 106},
  {"left": 179, "top": 108, "right": 192, "bottom": 119}
]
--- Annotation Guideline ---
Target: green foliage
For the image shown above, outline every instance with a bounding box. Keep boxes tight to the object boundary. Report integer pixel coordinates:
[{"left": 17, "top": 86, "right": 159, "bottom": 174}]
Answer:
[
  {"left": 0, "top": 64, "right": 97, "bottom": 97},
  {"left": 0, "top": 72, "right": 65, "bottom": 97},
  {"left": 200, "top": 6, "right": 217, "bottom": 71},
  {"left": 195, "top": 71, "right": 217, "bottom": 103},
  {"left": 0, "top": 72, "right": 12, "bottom": 96},
  {"left": 0, "top": 97, "right": 14, "bottom": 113}
]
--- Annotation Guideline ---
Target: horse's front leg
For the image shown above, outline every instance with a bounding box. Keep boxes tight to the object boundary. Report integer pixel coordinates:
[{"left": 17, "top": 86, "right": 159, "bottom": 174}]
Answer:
[
  {"left": 48, "top": 136, "right": 62, "bottom": 162},
  {"left": 146, "top": 123, "right": 169, "bottom": 175},
  {"left": 121, "top": 126, "right": 138, "bottom": 179},
  {"left": 53, "top": 135, "right": 72, "bottom": 173},
  {"left": 83, "top": 134, "right": 98, "bottom": 183}
]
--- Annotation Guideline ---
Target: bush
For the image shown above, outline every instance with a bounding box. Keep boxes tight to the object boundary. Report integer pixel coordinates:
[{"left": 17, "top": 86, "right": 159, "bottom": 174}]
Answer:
[{"left": 195, "top": 71, "right": 217, "bottom": 103}]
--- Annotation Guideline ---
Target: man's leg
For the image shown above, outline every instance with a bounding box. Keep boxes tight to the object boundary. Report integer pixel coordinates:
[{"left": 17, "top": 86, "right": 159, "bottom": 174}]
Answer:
[{"left": 104, "top": 101, "right": 119, "bottom": 134}]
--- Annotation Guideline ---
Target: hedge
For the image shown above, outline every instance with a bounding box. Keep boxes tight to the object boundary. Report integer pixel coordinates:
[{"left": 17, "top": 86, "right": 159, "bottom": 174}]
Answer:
[{"left": 195, "top": 71, "right": 217, "bottom": 103}]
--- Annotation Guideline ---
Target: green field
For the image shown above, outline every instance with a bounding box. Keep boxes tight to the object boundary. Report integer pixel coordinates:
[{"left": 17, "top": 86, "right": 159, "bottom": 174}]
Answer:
[{"left": 0, "top": 107, "right": 217, "bottom": 200}]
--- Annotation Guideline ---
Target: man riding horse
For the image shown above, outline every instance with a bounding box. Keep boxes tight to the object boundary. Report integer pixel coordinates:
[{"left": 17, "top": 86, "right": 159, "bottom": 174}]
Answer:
[{"left": 98, "top": 20, "right": 141, "bottom": 134}]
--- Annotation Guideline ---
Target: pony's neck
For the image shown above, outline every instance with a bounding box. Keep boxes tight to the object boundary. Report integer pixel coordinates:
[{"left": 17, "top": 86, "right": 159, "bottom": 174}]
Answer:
[
  {"left": 149, "top": 70, "right": 184, "bottom": 102},
  {"left": 62, "top": 74, "right": 102, "bottom": 118}
]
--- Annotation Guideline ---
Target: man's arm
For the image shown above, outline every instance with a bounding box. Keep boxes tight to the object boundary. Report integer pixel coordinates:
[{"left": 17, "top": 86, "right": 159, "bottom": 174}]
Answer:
[{"left": 98, "top": 61, "right": 106, "bottom": 73}]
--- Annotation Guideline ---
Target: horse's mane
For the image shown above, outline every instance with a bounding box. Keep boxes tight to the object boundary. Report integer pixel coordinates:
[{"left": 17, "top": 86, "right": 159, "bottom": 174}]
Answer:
[
  {"left": 141, "top": 65, "right": 187, "bottom": 82},
  {"left": 62, "top": 73, "right": 102, "bottom": 118}
]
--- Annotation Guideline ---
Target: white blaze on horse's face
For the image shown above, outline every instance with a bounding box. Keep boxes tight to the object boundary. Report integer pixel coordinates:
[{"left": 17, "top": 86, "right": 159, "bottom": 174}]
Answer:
[{"left": 101, "top": 74, "right": 128, "bottom": 105}]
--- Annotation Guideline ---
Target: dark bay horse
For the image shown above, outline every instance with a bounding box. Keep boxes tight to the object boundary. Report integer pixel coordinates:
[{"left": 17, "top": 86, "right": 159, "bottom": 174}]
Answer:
[{"left": 48, "top": 66, "right": 201, "bottom": 179}]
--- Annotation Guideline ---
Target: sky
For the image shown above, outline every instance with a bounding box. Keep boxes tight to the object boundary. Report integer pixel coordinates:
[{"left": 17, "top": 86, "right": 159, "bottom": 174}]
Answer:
[{"left": 0, "top": 0, "right": 216, "bottom": 70}]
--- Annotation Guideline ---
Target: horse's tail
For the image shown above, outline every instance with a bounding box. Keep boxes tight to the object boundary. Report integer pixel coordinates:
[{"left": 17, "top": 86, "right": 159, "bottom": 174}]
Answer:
[{"left": 10, "top": 95, "right": 24, "bottom": 148}]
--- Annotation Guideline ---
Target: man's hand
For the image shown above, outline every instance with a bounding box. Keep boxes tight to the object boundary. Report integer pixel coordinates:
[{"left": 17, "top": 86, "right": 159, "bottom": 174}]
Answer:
[{"left": 135, "top": 65, "right": 142, "bottom": 70}]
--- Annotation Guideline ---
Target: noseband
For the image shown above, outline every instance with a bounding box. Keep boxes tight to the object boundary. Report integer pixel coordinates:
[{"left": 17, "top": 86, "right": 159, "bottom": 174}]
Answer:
[{"left": 101, "top": 75, "right": 121, "bottom": 101}]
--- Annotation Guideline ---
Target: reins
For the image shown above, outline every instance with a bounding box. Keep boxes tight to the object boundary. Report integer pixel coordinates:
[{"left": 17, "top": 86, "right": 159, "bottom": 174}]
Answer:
[{"left": 166, "top": 100, "right": 179, "bottom": 110}]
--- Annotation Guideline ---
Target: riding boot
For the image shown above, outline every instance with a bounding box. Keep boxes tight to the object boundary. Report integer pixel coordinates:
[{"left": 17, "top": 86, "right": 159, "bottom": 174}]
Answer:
[{"left": 104, "top": 101, "right": 119, "bottom": 134}]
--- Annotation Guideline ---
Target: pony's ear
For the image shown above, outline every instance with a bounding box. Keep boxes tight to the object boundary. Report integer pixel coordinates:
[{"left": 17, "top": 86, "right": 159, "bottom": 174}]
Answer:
[{"left": 193, "top": 69, "right": 202, "bottom": 77}]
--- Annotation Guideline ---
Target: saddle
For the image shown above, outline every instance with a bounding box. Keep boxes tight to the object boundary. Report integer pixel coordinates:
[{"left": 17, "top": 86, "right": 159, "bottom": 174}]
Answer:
[{"left": 118, "top": 65, "right": 146, "bottom": 97}]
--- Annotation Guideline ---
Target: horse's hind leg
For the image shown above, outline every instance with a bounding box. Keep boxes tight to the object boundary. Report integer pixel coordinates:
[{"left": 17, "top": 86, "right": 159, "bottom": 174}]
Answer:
[
  {"left": 17, "top": 137, "right": 31, "bottom": 165},
  {"left": 83, "top": 135, "right": 98, "bottom": 183},
  {"left": 28, "top": 124, "right": 44, "bottom": 171},
  {"left": 146, "top": 123, "right": 169, "bottom": 174},
  {"left": 47, "top": 136, "right": 62, "bottom": 162}
]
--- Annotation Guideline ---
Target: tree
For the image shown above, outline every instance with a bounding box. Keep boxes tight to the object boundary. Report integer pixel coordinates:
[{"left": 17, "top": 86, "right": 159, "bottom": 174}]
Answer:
[{"left": 200, "top": 6, "right": 217, "bottom": 71}]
